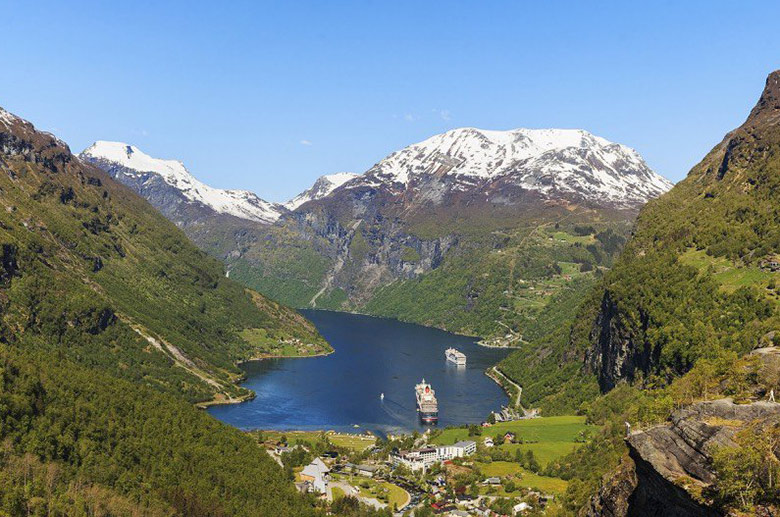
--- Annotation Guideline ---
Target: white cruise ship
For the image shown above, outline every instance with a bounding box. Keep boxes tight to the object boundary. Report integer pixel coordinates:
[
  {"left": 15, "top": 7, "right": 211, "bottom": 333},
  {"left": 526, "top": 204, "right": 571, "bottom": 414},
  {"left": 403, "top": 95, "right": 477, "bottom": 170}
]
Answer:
[
  {"left": 445, "top": 347, "right": 467, "bottom": 366},
  {"left": 415, "top": 379, "right": 438, "bottom": 424}
]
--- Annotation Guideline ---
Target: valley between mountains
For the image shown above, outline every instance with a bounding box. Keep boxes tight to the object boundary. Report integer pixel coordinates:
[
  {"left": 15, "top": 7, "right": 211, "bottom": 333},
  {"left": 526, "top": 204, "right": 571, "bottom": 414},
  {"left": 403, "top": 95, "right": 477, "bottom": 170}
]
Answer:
[
  {"left": 2, "top": 69, "right": 780, "bottom": 516},
  {"left": 81, "top": 127, "right": 672, "bottom": 347}
]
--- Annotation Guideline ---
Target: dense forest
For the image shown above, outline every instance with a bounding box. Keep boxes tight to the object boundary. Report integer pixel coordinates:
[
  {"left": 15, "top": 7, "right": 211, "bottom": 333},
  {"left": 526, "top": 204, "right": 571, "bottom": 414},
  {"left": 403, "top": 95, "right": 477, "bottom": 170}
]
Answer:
[
  {"left": 0, "top": 109, "right": 377, "bottom": 515},
  {"left": 0, "top": 108, "right": 329, "bottom": 404},
  {"left": 0, "top": 346, "right": 319, "bottom": 516}
]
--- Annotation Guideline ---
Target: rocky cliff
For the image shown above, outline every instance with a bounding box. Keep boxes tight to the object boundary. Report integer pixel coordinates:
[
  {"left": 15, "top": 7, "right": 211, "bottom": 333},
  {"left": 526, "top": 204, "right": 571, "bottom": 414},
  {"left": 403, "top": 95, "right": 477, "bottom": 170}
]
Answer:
[{"left": 586, "top": 399, "right": 780, "bottom": 516}]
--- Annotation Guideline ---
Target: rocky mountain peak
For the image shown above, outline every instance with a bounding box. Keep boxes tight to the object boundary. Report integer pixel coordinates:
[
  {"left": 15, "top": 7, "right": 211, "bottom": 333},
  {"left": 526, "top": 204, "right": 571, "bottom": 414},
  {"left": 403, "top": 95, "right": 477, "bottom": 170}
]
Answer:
[
  {"left": 349, "top": 127, "right": 672, "bottom": 209},
  {"left": 746, "top": 69, "right": 780, "bottom": 126},
  {"left": 284, "top": 172, "right": 359, "bottom": 210}
]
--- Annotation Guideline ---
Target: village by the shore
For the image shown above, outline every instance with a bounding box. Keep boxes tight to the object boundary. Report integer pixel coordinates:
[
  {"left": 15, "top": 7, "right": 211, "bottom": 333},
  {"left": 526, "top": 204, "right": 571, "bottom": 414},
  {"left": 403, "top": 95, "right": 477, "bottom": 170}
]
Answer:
[{"left": 251, "top": 404, "right": 588, "bottom": 517}]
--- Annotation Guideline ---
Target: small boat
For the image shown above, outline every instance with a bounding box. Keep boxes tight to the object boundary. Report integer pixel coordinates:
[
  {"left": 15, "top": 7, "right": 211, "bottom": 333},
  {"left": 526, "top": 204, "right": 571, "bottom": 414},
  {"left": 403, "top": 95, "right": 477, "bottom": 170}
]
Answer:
[{"left": 380, "top": 392, "right": 384, "bottom": 401}]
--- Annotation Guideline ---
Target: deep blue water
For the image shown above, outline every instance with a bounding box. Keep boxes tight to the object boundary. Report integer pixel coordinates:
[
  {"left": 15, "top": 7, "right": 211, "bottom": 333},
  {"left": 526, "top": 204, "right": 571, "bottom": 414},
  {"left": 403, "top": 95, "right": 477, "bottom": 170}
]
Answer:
[{"left": 207, "top": 310, "right": 510, "bottom": 435}]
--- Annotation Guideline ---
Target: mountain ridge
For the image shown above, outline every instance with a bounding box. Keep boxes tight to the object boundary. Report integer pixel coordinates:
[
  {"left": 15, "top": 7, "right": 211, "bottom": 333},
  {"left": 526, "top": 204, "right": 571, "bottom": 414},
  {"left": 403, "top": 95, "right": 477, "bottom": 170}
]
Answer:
[
  {"left": 82, "top": 127, "right": 672, "bottom": 222},
  {"left": 81, "top": 140, "right": 286, "bottom": 223},
  {"left": 284, "top": 171, "right": 360, "bottom": 210},
  {"left": 345, "top": 127, "right": 672, "bottom": 208},
  {"left": 84, "top": 124, "right": 672, "bottom": 343}
]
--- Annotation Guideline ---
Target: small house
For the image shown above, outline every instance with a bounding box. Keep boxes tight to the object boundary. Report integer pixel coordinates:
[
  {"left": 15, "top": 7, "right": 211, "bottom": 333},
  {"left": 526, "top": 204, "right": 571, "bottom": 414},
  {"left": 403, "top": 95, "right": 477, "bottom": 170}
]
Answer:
[
  {"left": 345, "top": 462, "right": 378, "bottom": 477},
  {"left": 300, "top": 457, "right": 330, "bottom": 494},
  {"left": 513, "top": 501, "right": 531, "bottom": 514}
]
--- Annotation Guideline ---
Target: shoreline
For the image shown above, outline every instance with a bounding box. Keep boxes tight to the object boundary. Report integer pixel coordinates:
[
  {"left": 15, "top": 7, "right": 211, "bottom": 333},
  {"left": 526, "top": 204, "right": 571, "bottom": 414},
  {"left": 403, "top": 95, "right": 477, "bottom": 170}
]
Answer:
[
  {"left": 204, "top": 309, "right": 515, "bottom": 423},
  {"left": 485, "top": 366, "right": 523, "bottom": 409},
  {"left": 199, "top": 348, "right": 335, "bottom": 409},
  {"left": 253, "top": 428, "right": 377, "bottom": 437},
  {"left": 195, "top": 390, "right": 255, "bottom": 409},
  {"left": 237, "top": 347, "right": 334, "bottom": 366},
  {"left": 476, "top": 339, "right": 522, "bottom": 349},
  {"left": 301, "top": 307, "right": 523, "bottom": 350}
]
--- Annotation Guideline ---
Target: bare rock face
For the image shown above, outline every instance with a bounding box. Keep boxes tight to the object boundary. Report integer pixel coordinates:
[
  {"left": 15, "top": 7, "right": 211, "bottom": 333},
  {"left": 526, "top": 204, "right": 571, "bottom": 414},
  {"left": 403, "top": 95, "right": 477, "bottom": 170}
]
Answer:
[
  {"left": 588, "top": 399, "right": 780, "bottom": 517},
  {"left": 587, "top": 290, "right": 651, "bottom": 391},
  {"left": 582, "top": 457, "right": 638, "bottom": 517}
]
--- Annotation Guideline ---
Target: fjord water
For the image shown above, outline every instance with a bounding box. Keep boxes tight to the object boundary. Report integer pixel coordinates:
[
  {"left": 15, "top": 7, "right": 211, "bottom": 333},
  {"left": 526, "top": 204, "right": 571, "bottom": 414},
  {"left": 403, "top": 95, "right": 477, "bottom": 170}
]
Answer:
[{"left": 208, "top": 310, "right": 511, "bottom": 435}]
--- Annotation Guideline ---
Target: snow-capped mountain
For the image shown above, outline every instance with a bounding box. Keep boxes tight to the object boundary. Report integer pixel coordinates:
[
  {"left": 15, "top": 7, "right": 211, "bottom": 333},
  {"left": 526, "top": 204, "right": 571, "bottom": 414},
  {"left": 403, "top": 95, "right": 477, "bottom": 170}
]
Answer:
[
  {"left": 80, "top": 141, "right": 284, "bottom": 224},
  {"left": 347, "top": 127, "right": 672, "bottom": 208},
  {"left": 284, "top": 172, "right": 359, "bottom": 210},
  {"left": 79, "top": 126, "right": 674, "bottom": 338}
]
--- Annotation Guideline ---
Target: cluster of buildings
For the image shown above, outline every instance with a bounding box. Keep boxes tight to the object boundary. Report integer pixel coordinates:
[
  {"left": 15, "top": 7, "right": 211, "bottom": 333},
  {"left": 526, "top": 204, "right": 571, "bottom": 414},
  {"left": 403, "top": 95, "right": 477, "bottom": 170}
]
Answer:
[{"left": 391, "top": 440, "right": 476, "bottom": 471}]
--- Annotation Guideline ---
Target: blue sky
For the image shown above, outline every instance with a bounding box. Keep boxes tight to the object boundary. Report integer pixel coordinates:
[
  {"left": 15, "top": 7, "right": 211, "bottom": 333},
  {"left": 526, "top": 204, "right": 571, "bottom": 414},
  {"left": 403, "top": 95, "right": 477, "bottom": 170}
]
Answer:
[{"left": 1, "top": 1, "right": 779, "bottom": 201}]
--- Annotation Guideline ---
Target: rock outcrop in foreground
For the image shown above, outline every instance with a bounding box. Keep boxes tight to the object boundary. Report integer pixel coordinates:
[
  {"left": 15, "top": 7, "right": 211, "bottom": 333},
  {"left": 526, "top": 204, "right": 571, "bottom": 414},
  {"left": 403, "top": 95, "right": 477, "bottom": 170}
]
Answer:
[{"left": 586, "top": 399, "right": 780, "bottom": 516}]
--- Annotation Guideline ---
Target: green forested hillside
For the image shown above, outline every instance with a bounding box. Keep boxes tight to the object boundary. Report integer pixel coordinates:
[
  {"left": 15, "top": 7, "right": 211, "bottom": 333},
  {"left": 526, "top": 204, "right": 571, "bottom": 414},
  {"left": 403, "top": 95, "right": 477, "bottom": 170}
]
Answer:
[
  {"left": 496, "top": 73, "right": 780, "bottom": 516},
  {"left": 0, "top": 109, "right": 343, "bottom": 514},
  {"left": 0, "top": 346, "right": 317, "bottom": 516},
  {"left": 500, "top": 71, "right": 780, "bottom": 413},
  {"left": 0, "top": 110, "right": 329, "bottom": 404},
  {"left": 224, "top": 203, "right": 634, "bottom": 346},
  {"left": 574, "top": 70, "right": 780, "bottom": 390},
  {"left": 364, "top": 219, "right": 630, "bottom": 344}
]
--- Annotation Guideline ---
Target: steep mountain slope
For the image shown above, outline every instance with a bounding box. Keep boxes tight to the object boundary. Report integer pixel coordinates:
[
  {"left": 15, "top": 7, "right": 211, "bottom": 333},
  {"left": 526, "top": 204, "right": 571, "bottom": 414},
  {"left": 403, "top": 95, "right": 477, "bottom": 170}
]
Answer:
[
  {"left": 85, "top": 128, "right": 671, "bottom": 343},
  {"left": 1, "top": 117, "right": 329, "bottom": 403},
  {"left": 243, "top": 128, "right": 671, "bottom": 342},
  {"left": 0, "top": 347, "right": 318, "bottom": 516},
  {"left": 0, "top": 106, "right": 336, "bottom": 513},
  {"left": 579, "top": 71, "right": 780, "bottom": 390},
  {"left": 501, "top": 71, "right": 780, "bottom": 413}
]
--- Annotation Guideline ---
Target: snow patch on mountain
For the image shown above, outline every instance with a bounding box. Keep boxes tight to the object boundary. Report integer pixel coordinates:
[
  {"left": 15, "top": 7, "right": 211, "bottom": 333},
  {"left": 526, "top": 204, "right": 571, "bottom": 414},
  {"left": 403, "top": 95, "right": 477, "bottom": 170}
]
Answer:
[
  {"left": 353, "top": 127, "right": 672, "bottom": 206},
  {"left": 80, "top": 141, "right": 283, "bottom": 223},
  {"left": 285, "top": 172, "right": 359, "bottom": 210},
  {"left": 0, "top": 107, "right": 19, "bottom": 127}
]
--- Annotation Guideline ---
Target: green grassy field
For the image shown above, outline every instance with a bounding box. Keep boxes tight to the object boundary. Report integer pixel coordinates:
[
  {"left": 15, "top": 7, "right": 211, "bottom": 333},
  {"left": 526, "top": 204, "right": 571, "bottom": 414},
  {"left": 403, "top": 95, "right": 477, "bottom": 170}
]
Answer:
[
  {"left": 239, "top": 328, "right": 329, "bottom": 357},
  {"left": 261, "top": 430, "right": 376, "bottom": 452},
  {"left": 679, "top": 248, "right": 779, "bottom": 295},
  {"left": 479, "top": 460, "right": 522, "bottom": 477},
  {"left": 501, "top": 442, "right": 580, "bottom": 468},
  {"left": 432, "top": 416, "right": 591, "bottom": 445},
  {"left": 477, "top": 461, "right": 569, "bottom": 494},
  {"left": 353, "top": 478, "right": 408, "bottom": 508},
  {"left": 331, "top": 486, "right": 346, "bottom": 500},
  {"left": 432, "top": 417, "right": 590, "bottom": 495},
  {"left": 328, "top": 433, "right": 377, "bottom": 451}
]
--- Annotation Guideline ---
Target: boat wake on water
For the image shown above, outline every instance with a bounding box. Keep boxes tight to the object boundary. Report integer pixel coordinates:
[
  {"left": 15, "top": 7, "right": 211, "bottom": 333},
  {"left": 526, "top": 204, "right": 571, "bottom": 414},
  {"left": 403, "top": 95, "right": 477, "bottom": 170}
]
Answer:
[{"left": 379, "top": 397, "right": 410, "bottom": 425}]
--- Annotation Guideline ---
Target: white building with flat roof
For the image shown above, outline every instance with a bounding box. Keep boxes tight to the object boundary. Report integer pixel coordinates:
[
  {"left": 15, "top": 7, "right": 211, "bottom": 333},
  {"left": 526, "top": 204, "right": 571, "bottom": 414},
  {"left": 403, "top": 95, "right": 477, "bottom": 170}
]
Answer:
[
  {"left": 437, "top": 440, "right": 477, "bottom": 460},
  {"left": 391, "top": 440, "right": 476, "bottom": 471}
]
